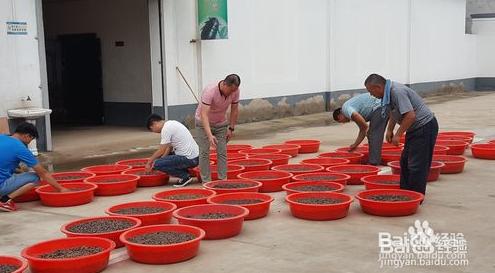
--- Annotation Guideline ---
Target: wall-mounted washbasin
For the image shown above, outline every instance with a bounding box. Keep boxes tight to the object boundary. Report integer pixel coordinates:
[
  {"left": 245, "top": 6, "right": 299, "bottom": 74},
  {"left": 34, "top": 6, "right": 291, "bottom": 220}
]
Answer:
[{"left": 7, "top": 108, "right": 52, "bottom": 119}]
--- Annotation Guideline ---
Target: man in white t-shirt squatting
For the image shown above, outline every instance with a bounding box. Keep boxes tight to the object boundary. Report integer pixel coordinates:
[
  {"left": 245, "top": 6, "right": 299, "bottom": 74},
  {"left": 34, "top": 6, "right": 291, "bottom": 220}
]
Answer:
[{"left": 145, "top": 114, "right": 199, "bottom": 187}]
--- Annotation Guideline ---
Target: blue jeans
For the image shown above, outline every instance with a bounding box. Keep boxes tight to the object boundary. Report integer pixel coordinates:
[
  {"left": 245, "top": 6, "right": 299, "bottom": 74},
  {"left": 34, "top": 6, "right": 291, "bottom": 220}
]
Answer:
[
  {"left": 0, "top": 172, "right": 40, "bottom": 196},
  {"left": 400, "top": 117, "right": 438, "bottom": 195},
  {"left": 153, "top": 155, "right": 199, "bottom": 180}
]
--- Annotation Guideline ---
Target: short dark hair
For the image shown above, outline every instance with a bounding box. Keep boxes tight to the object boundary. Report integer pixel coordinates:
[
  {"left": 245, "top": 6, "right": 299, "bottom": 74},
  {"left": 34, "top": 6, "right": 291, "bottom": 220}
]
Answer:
[
  {"left": 332, "top": 108, "right": 343, "bottom": 121},
  {"left": 224, "top": 74, "right": 241, "bottom": 87},
  {"left": 146, "top": 114, "right": 163, "bottom": 130},
  {"left": 364, "top": 74, "right": 386, "bottom": 86},
  {"left": 15, "top": 122, "right": 39, "bottom": 139}
]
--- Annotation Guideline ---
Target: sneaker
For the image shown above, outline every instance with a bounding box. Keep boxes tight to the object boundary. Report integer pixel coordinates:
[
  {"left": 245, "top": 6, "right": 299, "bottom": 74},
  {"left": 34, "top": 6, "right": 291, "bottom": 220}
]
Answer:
[
  {"left": 174, "top": 177, "right": 194, "bottom": 188},
  {"left": 0, "top": 200, "right": 17, "bottom": 212}
]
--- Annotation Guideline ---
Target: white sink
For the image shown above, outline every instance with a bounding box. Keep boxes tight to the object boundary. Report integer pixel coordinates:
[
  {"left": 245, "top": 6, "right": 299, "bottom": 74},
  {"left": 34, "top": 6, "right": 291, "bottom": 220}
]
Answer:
[{"left": 7, "top": 108, "right": 52, "bottom": 119}]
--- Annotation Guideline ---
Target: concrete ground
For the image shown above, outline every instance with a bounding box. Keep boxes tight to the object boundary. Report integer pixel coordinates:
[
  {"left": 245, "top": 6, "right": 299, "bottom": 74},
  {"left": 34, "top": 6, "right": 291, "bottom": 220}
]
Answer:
[{"left": 2, "top": 92, "right": 495, "bottom": 273}]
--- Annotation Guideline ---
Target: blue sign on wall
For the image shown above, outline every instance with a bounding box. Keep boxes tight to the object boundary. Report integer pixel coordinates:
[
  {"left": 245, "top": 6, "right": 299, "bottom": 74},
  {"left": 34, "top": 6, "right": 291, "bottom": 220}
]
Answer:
[{"left": 7, "top": 21, "right": 28, "bottom": 35}]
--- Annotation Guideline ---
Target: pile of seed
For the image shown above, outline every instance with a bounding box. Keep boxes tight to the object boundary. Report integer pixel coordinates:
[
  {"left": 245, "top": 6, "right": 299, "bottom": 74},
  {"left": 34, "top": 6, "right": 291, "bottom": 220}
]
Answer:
[
  {"left": 68, "top": 187, "right": 90, "bottom": 191},
  {"left": 39, "top": 246, "right": 103, "bottom": 259},
  {"left": 252, "top": 174, "right": 281, "bottom": 179},
  {"left": 368, "top": 195, "right": 412, "bottom": 202},
  {"left": 97, "top": 178, "right": 126, "bottom": 183},
  {"left": 134, "top": 171, "right": 161, "bottom": 176},
  {"left": 235, "top": 161, "right": 265, "bottom": 166},
  {"left": 213, "top": 183, "right": 253, "bottom": 189},
  {"left": 128, "top": 162, "right": 146, "bottom": 166},
  {"left": 374, "top": 180, "right": 399, "bottom": 185},
  {"left": 113, "top": 207, "right": 166, "bottom": 215},
  {"left": 328, "top": 154, "right": 351, "bottom": 158},
  {"left": 301, "top": 175, "right": 339, "bottom": 181},
  {"left": 279, "top": 166, "right": 315, "bottom": 171},
  {"left": 221, "top": 199, "right": 264, "bottom": 205},
  {"left": 67, "top": 219, "right": 135, "bottom": 233},
  {"left": 0, "top": 265, "right": 19, "bottom": 273},
  {"left": 292, "top": 185, "right": 337, "bottom": 191},
  {"left": 55, "top": 175, "right": 87, "bottom": 181},
  {"left": 187, "top": 212, "right": 235, "bottom": 219},
  {"left": 164, "top": 193, "right": 205, "bottom": 200},
  {"left": 341, "top": 169, "right": 371, "bottom": 173},
  {"left": 296, "top": 198, "right": 343, "bottom": 204},
  {"left": 129, "top": 231, "right": 196, "bottom": 245}
]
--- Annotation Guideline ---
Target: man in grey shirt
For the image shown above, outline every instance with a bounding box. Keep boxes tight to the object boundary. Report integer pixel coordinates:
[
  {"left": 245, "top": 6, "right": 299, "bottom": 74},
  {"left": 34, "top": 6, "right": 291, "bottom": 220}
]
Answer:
[{"left": 365, "top": 74, "right": 438, "bottom": 196}]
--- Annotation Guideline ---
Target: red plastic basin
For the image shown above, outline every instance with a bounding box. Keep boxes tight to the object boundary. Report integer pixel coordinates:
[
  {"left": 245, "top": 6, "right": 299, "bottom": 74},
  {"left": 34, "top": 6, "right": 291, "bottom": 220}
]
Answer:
[
  {"left": 248, "top": 153, "right": 291, "bottom": 166},
  {"left": 61, "top": 216, "right": 141, "bottom": 248},
  {"left": 291, "top": 172, "right": 350, "bottom": 186},
  {"left": 0, "top": 256, "right": 27, "bottom": 273},
  {"left": 437, "top": 135, "right": 473, "bottom": 144},
  {"left": 120, "top": 224, "right": 205, "bottom": 264},
  {"left": 282, "top": 181, "right": 345, "bottom": 195},
  {"left": 207, "top": 192, "right": 274, "bottom": 220},
  {"left": 237, "top": 170, "right": 293, "bottom": 192},
  {"left": 115, "top": 158, "right": 148, "bottom": 169},
  {"left": 14, "top": 187, "right": 39, "bottom": 203},
  {"left": 336, "top": 147, "right": 369, "bottom": 163},
  {"left": 152, "top": 188, "right": 216, "bottom": 208},
  {"left": 21, "top": 237, "right": 115, "bottom": 273},
  {"left": 362, "top": 142, "right": 404, "bottom": 150},
  {"left": 489, "top": 140, "right": 495, "bottom": 144},
  {"left": 262, "top": 144, "right": 301, "bottom": 157},
  {"left": 471, "top": 143, "right": 495, "bottom": 160},
  {"left": 381, "top": 149, "right": 403, "bottom": 165},
  {"left": 319, "top": 152, "right": 364, "bottom": 164},
  {"left": 326, "top": 164, "right": 381, "bottom": 185},
  {"left": 361, "top": 175, "right": 400, "bottom": 190},
  {"left": 50, "top": 172, "right": 96, "bottom": 183},
  {"left": 226, "top": 144, "right": 254, "bottom": 153},
  {"left": 435, "top": 140, "right": 469, "bottom": 155},
  {"left": 228, "top": 159, "right": 272, "bottom": 171},
  {"left": 438, "top": 131, "right": 475, "bottom": 141},
  {"left": 210, "top": 164, "right": 245, "bottom": 180},
  {"left": 432, "top": 155, "right": 467, "bottom": 174},
  {"left": 81, "top": 164, "right": 131, "bottom": 176},
  {"left": 301, "top": 157, "right": 350, "bottom": 168},
  {"left": 271, "top": 163, "right": 325, "bottom": 177},
  {"left": 285, "top": 192, "right": 353, "bottom": 221},
  {"left": 106, "top": 201, "right": 177, "bottom": 226},
  {"left": 84, "top": 174, "right": 138, "bottom": 196},
  {"left": 284, "top": 139, "right": 321, "bottom": 153},
  {"left": 36, "top": 183, "right": 98, "bottom": 207},
  {"left": 122, "top": 168, "right": 169, "bottom": 187},
  {"left": 238, "top": 148, "right": 282, "bottom": 156},
  {"left": 355, "top": 189, "right": 424, "bottom": 217},
  {"left": 203, "top": 179, "right": 262, "bottom": 194},
  {"left": 210, "top": 152, "right": 247, "bottom": 163},
  {"left": 173, "top": 204, "right": 249, "bottom": 239},
  {"left": 434, "top": 145, "right": 450, "bottom": 155},
  {"left": 387, "top": 161, "right": 445, "bottom": 182}
]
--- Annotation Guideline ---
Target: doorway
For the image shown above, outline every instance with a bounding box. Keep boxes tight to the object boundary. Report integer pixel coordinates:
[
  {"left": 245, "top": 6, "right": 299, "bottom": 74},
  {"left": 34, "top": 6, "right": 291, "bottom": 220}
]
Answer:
[{"left": 46, "top": 33, "right": 104, "bottom": 125}]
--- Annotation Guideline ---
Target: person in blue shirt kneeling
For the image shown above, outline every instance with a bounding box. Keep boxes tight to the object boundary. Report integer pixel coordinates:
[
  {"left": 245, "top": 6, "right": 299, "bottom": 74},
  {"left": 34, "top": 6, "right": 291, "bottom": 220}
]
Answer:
[{"left": 0, "top": 122, "right": 67, "bottom": 212}]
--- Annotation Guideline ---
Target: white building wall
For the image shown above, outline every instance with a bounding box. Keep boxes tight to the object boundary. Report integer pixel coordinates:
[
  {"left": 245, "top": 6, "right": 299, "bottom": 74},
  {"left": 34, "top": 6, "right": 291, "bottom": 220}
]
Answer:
[
  {"left": 409, "top": 0, "right": 478, "bottom": 83},
  {"left": 0, "top": 0, "right": 43, "bottom": 117},
  {"left": 329, "top": 0, "right": 411, "bottom": 91},
  {"left": 472, "top": 18, "right": 495, "bottom": 77}
]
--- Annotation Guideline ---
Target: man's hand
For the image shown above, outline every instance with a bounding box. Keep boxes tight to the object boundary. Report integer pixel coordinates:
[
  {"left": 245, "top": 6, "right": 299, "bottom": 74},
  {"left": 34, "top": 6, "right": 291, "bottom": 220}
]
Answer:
[
  {"left": 348, "top": 143, "right": 358, "bottom": 152},
  {"left": 226, "top": 130, "right": 234, "bottom": 142},
  {"left": 386, "top": 130, "right": 394, "bottom": 143},
  {"left": 209, "top": 135, "right": 218, "bottom": 149},
  {"left": 59, "top": 187, "right": 71, "bottom": 193},
  {"left": 145, "top": 161, "right": 153, "bottom": 173},
  {"left": 392, "top": 134, "right": 401, "bottom": 146}
]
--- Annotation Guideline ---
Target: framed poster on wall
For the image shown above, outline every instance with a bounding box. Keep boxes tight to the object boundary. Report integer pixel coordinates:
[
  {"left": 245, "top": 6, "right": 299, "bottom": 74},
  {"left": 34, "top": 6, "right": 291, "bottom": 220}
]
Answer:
[{"left": 198, "top": 0, "right": 228, "bottom": 40}]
